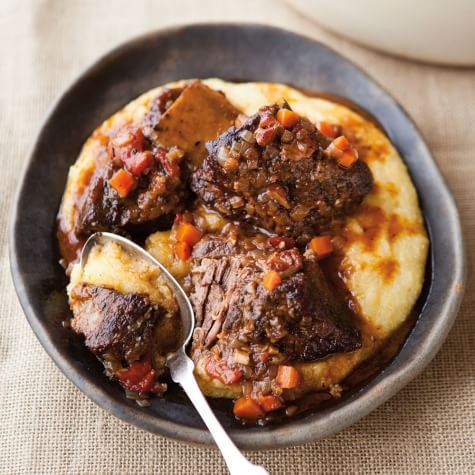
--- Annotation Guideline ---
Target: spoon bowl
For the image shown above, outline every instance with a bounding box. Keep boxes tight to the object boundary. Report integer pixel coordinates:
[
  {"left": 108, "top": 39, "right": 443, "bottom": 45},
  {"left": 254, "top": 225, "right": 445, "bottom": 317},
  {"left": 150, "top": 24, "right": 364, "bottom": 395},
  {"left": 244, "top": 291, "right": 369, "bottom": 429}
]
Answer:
[{"left": 80, "top": 231, "right": 195, "bottom": 347}]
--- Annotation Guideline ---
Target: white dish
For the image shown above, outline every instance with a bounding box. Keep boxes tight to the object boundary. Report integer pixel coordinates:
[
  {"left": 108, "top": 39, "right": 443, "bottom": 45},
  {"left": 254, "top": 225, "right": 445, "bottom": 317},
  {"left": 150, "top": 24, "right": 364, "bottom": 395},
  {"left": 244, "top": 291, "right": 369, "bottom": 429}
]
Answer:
[{"left": 287, "top": 0, "right": 475, "bottom": 65}]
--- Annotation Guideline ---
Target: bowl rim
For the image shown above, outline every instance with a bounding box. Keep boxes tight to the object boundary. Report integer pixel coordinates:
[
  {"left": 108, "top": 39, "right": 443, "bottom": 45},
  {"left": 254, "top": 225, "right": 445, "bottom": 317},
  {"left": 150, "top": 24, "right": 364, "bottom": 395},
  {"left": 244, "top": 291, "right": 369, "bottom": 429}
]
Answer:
[{"left": 9, "top": 23, "right": 467, "bottom": 450}]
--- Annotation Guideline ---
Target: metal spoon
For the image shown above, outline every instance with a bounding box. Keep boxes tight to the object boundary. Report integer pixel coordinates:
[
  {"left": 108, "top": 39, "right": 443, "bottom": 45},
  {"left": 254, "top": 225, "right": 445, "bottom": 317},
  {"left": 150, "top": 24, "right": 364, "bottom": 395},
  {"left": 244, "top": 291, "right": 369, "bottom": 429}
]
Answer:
[{"left": 80, "top": 232, "right": 269, "bottom": 475}]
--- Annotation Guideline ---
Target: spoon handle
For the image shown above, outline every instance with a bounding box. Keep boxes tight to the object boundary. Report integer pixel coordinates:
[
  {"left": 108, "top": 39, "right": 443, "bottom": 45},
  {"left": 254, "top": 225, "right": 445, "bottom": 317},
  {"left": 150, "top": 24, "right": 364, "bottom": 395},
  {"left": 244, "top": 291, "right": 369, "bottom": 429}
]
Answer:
[{"left": 168, "top": 348, "right": 269, "bottom": 475}]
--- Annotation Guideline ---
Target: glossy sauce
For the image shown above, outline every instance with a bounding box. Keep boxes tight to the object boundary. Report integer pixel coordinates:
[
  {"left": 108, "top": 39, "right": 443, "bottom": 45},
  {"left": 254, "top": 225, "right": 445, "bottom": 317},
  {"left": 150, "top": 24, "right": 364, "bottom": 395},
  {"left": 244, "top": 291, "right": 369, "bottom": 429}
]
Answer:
[{"left": 56, "top": 131, "right": 110, "bottom": 269}]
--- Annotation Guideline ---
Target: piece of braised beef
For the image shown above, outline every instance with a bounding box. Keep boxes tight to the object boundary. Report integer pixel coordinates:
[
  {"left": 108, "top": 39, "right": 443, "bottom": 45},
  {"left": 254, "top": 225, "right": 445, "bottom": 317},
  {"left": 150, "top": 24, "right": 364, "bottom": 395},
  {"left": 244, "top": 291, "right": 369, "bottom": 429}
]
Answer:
[
  {"left": 190, "top": 235, "right": 361, "bottom": 365},
  {"left": 76, "top": 126, "right": 186, "bottom": 235},
  {"left": 70, "top": 283, "right": 180, "bottom": 395},
  {"left": 191, "top": 104, "right": 373, "bottom": 242}
]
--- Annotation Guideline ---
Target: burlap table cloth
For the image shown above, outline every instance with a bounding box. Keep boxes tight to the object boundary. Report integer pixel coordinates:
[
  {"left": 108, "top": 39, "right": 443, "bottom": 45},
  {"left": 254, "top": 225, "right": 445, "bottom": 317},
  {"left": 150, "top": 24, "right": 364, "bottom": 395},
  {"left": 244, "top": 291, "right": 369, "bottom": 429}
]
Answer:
[{"left": 1, "top": 1, "right": 474, "bottom": 473}]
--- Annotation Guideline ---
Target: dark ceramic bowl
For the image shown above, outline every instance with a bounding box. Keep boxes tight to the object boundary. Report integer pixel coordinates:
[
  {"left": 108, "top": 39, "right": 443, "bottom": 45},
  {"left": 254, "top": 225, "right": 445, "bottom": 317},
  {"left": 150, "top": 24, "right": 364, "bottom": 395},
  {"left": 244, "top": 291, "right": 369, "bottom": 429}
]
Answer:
[{"left": 10, "top": 24, "right": 466, "bottom": 449}]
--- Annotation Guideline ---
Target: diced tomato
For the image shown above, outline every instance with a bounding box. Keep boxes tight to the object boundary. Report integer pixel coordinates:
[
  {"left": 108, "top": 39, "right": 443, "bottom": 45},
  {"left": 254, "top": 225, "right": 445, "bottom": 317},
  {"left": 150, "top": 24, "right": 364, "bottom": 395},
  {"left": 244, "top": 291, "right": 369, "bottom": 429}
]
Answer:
[
  {"left": 262, "top": 270, "right": 282, "bottom": 292},
  {"left": 276, "top": 108, "right": 299, "bottom": 128},
  {"left": 317, "top": 121, "right": 339, "bottom": 138},
  {"left": 205, "top": 358, "right": 243, "bottom": 385},
  {"left": 267, "top": 249, "right": 303, "bottom": 276},
  {"left": 267, "top": 236, "right": 296, "bottom": 250},
  {"left": 259, "top": 113, "right": 277, "bottom": 128},
  {"left": 255, "top": 126, "right": 278, "bottom": 146},
  {"left": 276, "top": 365, "right": 302, "bottom": 389},
  {"left": 259, "top": 351, "right": 270, "bottom": 363},
  {"left": 134, "top": 369, "right": 156, "bottom": 393},
  {"left": 233, "top": 396, "right": 265, "bottom": 419},
  {"left": 109, "top": 127, "right": 150, "bottom": 176},
  {"left": 125, "top": 151, "right": 154, "bottom": 176},
  {"left": 175, "top": 241, "right": 191, "bottom": 260},
  {"left": 309, "top": 236, "right": 333, "bottom": 259},
  {"left": 176, "top": 222, "right": 203, "bottom": 246},
  {"left": 116, "top": 358, "right": 157, "bottom": 393},
  {"left": 156, "top": 147, "right": 181, "bottom": 178},
  {"left": 109, "top": 168, "right": 136, "bottom": 197},
  {"left": 258, "top": 395, "right": 283, "bottom": 412}
]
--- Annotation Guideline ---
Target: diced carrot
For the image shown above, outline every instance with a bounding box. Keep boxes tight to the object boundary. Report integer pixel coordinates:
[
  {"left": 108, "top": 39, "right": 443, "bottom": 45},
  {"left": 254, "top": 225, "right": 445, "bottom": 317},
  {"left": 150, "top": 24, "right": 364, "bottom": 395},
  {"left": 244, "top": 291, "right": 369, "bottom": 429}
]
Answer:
[
  {"left": 309, "top": 236, "right": 333, "bottom": 259},
  {"left": 175, "top": 241, "right": 191, "bottom": 260},
  {"left": 276, "top": 365, "right": 302, "bottom": 389},
  {"left": 262, "top": 271, "right": 281, "bottom": 291},
  {"left": 317, "top": 121, "right": 339, "bottom": 138},
  {"left": 109, "top": 168, "right": 136, "bottom": 197},
  {"left": 258, "top": 395, "right": 283, "bottom": 412},
  {"left": 176, "top": 222, "right": 203, "bottom": 246},
  {"left": 233, "top": 396, "right": 265, "bottom": 419},
  {"left": 277, "top": 108, "right": 299, "bottom": 128},
  {"left": 326, "top": 135, "right": 359, "bottom": 167},
  {"left": 332, "top": 135, "right": 351, "bottom": 151},
  {"left": 337, "top": 150, "right": 359, "bottom": 168}
]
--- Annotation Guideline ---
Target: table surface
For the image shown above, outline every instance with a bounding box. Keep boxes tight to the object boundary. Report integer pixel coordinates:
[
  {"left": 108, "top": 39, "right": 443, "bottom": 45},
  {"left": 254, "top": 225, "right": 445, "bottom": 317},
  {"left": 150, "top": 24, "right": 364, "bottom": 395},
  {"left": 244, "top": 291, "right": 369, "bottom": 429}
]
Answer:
[{"left": 1, "top": 1, "right": 474, "bottom": 474}]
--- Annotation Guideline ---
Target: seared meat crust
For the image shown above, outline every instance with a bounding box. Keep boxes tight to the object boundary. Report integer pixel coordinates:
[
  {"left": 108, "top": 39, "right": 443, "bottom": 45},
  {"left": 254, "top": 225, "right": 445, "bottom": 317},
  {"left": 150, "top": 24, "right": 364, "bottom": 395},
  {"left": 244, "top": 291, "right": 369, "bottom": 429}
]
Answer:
[
  {"left": 190, "top": 235, "right": 361, "bottom": 362},
  {"left": 70, "top": 283, "right": 164, "bottom": 363},
  {"left": 191, "top": 105, "right": 373, "bottom": 241}
]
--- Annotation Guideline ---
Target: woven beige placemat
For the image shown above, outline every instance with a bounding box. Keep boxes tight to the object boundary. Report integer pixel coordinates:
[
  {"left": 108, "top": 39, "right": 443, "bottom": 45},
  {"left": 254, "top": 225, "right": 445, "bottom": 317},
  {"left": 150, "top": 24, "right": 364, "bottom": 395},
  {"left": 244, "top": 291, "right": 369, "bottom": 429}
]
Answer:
[{"left": 1, "top": 0, "right": 473, "bottom": 473}]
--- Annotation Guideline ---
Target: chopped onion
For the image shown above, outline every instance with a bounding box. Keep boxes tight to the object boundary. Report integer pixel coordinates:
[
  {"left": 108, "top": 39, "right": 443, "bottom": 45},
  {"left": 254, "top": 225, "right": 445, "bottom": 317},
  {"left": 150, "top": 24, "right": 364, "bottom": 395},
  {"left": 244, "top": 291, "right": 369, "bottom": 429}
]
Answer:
[
  {"left": 113, "top": 130, "right": 133, "bottom": 146},
  {"left": 234, "top": 349, "right": 250, "bottom": 365},
  {"left": 231, "top": 140, "right": 242, "bottom": 153},
  {"left": 217, "top": 146, "right": 230, "bottom": 166},
  {"left": 281, "top": 129, "right": 294, "bottom": 144},
  {"left": 239, "top": 129, "right": 256, "bottom": 143},
  {"left": 230, "top": 196, "right": 245, "bottom": 208},
  {"left": 125, "top": 389, "right": 141, "bottom": 400},
  {"left": 242, "top": 381, "right": 253, "bottom": 396},
  {"left": 136, "top": 399, "right": 151, "bottom": 407},
  {"left": 286, "top": 405, "right": 298, "bottom": 416}
]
